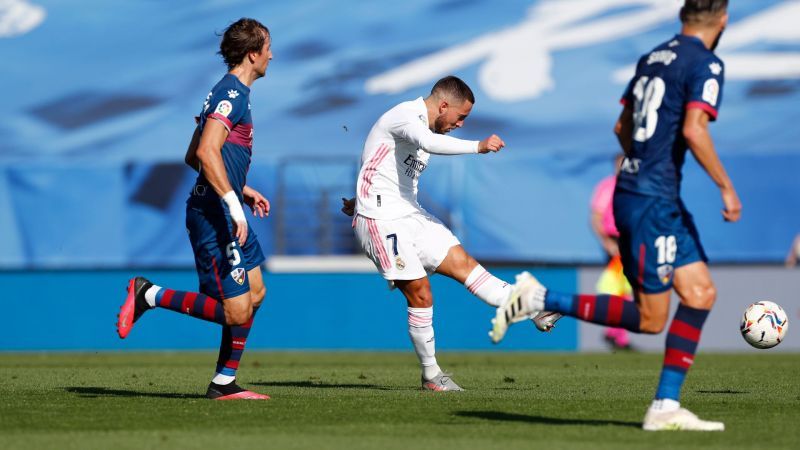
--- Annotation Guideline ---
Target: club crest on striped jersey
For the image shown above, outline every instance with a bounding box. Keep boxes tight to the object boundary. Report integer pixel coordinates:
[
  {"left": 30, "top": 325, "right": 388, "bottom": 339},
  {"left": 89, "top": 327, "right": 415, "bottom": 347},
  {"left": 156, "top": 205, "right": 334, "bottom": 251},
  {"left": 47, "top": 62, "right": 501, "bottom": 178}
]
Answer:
[
  {"left": 657, "top": 264, "right": 673, "bottom": 285},
  {"left": 230, "top": 268, "right": 245, "bottom": 285}
]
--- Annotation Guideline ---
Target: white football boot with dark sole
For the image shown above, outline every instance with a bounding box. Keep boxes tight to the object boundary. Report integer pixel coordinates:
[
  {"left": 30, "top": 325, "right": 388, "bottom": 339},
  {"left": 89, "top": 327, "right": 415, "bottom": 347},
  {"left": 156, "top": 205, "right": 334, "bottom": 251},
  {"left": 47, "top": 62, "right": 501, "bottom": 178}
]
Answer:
[{"left": 490, "top": 272, "right": 546, "bottom": 344}]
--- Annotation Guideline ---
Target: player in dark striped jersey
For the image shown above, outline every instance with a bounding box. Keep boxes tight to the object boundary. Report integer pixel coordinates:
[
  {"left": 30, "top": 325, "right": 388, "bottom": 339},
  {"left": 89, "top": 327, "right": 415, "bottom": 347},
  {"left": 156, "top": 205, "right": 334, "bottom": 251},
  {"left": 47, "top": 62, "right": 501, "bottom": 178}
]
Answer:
[
  {"left": 117, "top": 18, "right": 273, "bottom": 400},
  {"left": 492, "top": 0, "right": 740, "bottom": 431}
]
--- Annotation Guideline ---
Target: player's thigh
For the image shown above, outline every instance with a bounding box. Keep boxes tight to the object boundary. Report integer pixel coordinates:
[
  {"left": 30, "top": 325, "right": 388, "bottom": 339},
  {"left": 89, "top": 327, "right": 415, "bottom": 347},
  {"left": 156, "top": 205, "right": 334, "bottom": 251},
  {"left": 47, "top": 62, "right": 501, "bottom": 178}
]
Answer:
[
  {"left": 395, "top": 276, "right": 433, "bottom": 308},
  {"left": 241, "top": 225, "right": 267, "bottom": 305},
  {"left": 247, "top": 265, "right": 266, "bottom": 307},
  {"left": 186, "top": 208, "right": 253, "bottom": 301},
  {"left": 353, "top": 215, "right": 426, "bottom": 281},
  {"left": 672, "top": 261, "right": 716, "bottom": 310},
  {"left": 435, "top": 245, "right": 479, "bottom": 283},
  {"left": 413, "top": 213, "right": 462, "bottom": 276}
]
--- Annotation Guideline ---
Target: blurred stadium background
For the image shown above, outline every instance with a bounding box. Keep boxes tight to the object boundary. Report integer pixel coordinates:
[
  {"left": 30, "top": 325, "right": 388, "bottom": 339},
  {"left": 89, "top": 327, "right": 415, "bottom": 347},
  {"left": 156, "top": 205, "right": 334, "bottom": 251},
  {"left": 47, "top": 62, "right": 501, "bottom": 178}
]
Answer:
[{"left": 1, "top": 0, "right": 798, "bottom": 352}]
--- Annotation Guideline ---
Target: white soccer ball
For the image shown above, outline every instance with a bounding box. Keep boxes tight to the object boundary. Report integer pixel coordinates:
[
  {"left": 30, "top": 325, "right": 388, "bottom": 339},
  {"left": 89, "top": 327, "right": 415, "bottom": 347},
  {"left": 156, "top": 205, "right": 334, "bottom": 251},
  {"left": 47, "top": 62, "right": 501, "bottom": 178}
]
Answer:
[{"left": 740, "top": 301, "right": 789, "bottom": 349}]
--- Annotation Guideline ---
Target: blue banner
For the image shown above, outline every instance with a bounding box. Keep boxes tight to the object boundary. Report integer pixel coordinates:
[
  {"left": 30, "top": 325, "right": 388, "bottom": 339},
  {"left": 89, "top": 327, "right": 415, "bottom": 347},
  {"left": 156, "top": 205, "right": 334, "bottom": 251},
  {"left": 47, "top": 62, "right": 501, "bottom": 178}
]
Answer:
[{"left": 1, "top": 1, "right": 798, "bottom": 267}]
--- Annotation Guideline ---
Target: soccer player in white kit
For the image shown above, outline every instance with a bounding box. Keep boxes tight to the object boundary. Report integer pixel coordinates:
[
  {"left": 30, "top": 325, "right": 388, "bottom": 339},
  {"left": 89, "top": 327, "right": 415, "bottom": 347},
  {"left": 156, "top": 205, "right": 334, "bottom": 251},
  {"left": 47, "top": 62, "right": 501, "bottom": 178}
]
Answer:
[{"left": 342, "top": 76, "right": 557, "bottom": 390}]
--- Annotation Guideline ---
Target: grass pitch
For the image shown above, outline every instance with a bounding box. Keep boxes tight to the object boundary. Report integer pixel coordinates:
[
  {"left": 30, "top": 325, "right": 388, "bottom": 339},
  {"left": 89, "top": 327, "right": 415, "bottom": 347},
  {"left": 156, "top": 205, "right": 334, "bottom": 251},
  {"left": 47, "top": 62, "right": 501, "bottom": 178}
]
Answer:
[{"left": 0, "top": 352, "right": 797, "bottom": 449}]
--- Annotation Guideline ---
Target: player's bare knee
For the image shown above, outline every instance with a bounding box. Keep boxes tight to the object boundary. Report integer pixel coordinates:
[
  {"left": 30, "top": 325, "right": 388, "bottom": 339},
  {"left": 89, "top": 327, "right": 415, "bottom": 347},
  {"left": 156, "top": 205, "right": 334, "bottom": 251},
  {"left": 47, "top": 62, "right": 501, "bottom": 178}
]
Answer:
[
  {"left": 686, "top": 284, "right": 717, "bottom": 310},
  {"left": 408, "top": 285, "right": 433, "bottom": 308},
  {"left": 227, "top": 310, "right": 251, "bottom": 326},
  {"left": 411, "top": 291, "right": 433, "bottom": 308},
  {"left": 225, "top": 303, "right": 253, "bottom": 326},
  {"left": 251, "top": 284, "right": 266, "bottom": 307}
]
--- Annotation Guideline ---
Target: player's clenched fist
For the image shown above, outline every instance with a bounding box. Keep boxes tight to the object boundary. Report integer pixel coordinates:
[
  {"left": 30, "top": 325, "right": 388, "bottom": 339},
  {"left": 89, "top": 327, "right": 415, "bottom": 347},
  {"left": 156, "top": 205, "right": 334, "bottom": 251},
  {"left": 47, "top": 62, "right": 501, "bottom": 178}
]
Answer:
[{"left": 478, "top": 134, "right": 505, "bottom": 153}]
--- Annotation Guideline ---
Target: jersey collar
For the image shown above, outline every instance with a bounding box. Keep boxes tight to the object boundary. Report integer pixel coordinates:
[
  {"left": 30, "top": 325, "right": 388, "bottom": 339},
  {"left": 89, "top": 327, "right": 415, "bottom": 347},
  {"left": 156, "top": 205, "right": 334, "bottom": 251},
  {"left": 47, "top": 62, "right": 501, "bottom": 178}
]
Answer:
[
  {"left": 676, "top": 33, "right": 707, "bottom": 50},
  {"left": 224, "top": 73, "right": 251, "bottom": 94},
  {"left": 414, "top": 96, "right": 428, "bottom": 124}
]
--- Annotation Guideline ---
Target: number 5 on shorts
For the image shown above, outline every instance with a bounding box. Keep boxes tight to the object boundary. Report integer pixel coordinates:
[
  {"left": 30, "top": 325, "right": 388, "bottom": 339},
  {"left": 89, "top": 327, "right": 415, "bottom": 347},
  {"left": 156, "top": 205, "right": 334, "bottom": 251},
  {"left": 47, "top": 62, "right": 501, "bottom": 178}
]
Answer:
[{"left": 226, "top": 242, "right": 241, "bottom": 266}]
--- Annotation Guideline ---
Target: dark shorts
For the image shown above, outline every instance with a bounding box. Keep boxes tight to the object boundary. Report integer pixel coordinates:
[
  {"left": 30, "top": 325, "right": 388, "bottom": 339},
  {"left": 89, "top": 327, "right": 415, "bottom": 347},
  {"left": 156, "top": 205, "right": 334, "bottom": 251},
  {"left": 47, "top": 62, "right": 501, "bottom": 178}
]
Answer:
[
  {"left": 186, "top": 206, "right": 265, "bottom": 299},
  {"left": 613, "top": 190, "right": 707, "bottom": 294}
]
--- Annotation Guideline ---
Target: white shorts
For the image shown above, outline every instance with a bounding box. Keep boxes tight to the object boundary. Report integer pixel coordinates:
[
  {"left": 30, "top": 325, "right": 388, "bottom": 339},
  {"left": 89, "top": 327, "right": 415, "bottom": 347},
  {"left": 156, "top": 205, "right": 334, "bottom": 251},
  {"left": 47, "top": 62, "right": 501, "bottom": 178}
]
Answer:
[{"left": 354, "top": 212, "right": 460, "bottom": 280}]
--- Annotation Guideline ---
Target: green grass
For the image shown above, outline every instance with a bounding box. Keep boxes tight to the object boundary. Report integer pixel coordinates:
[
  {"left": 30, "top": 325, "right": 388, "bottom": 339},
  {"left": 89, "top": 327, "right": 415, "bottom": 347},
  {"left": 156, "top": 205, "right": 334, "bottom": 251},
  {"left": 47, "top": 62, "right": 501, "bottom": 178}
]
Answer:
[{"left": 0, "top": 352, "right": 797, "bottom": 449}]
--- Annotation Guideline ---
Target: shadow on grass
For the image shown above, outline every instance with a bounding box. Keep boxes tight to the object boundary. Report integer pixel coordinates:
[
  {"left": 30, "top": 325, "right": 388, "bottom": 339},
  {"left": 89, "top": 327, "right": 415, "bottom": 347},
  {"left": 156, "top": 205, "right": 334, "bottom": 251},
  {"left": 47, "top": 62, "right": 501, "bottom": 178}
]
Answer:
[
  {"left": 456, "top": 411, "right": 641, "bottom": 428},
  {"left": 250, "top": 380, "right": 397, "bottom": 391},
  {"left": 696, "top": 389, "right": 749, "bottom": 394},
  {"left": 65, "top": 386, "right": 205, "bottom": 399}
]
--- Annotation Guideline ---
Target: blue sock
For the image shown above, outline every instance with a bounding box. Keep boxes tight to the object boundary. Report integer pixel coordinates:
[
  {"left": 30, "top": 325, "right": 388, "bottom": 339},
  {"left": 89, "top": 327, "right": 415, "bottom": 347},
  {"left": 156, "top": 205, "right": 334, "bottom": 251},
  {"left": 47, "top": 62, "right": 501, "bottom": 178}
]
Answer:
[
  {"left": 655, "top": 304, "right": 709, "bottom": 401},
  {"left": 545, "top": 291, "right": 640, "bottom": 332}
]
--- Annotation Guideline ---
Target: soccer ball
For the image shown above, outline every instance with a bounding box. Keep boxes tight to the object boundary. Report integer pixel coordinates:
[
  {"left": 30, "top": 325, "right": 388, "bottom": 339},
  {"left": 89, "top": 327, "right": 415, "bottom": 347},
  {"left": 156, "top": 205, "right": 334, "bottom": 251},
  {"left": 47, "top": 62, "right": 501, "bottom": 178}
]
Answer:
[{"left": 740, "top": 301, "right": 789, "bottom": 349}]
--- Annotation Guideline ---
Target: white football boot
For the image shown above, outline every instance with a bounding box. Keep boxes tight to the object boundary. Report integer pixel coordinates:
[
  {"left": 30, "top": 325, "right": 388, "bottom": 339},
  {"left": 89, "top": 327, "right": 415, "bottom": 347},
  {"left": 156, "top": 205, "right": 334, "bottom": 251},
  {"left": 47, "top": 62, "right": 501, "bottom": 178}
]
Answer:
[
  {"left": 643, "top": 407, "right": 724, "bottom": 431},
  {"left": 421, "top": 372, "right": 464, "bottom": 392},
  {"left": 490, "top": 272, "right": 546, "bottom": 344}
]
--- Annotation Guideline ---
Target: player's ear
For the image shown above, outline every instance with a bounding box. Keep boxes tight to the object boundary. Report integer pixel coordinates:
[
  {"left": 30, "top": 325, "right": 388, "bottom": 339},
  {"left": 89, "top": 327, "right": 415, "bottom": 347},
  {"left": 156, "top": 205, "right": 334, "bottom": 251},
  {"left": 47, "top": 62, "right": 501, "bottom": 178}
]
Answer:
[{"left": 439, "top": 99, "right": 448, "bottom": 114}]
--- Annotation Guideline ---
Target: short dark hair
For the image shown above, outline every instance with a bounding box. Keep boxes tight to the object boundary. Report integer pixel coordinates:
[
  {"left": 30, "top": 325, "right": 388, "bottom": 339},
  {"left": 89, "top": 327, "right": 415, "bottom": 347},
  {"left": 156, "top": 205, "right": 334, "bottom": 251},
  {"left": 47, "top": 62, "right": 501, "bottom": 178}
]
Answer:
[
  {"left": 218, "top": 18, "right": 270, "bottom": 70},
  {"left": 431, "top": 75, "right": 475, "bottom": 105},
  {"left": 680, "top": 0, "right": 728, "bottom": 25}
]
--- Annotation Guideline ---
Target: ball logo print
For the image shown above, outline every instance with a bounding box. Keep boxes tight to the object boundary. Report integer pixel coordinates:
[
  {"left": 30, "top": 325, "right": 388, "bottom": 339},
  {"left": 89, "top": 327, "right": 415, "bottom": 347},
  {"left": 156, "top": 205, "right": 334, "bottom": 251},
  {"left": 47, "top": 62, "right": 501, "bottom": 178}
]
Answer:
[{"left": 740, "top": 301, "right": 789, "bottom": 349}]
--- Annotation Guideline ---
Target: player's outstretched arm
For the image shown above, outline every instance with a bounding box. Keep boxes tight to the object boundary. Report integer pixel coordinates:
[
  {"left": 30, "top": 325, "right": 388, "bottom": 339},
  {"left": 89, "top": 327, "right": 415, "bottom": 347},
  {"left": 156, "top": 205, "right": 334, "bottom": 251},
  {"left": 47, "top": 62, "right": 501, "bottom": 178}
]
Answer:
[
  {"left": 786, "top": 234, "right": 800, "bottom": 268},
  {"left": 683, "top": 108, "right": 741, "bottom": 222},
  {"left": 341, "top": 197, "right": 355, "bottom": 217},
  {"left": 196, "top": 119, "right": 249, "bottom": 244},
  {"left": 392, "top": 118, "right": 480, "bottom": 155},
  {"left": 477, "top": 135, "right": 505, "bottom": 154},
  {"left": 243, "top": 185, "right": 270, "bottom": 218},
  {"left": 614, "top": 103, "right": 634, "bottom": 156}
]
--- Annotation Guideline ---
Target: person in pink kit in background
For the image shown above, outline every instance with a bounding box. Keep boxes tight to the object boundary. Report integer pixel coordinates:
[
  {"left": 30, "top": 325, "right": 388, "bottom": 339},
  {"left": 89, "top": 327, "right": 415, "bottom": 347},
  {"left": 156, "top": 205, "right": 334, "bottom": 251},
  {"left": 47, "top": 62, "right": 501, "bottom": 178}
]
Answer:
[{"left": 590, "top": 154, "right": 635, "bottom": 350}]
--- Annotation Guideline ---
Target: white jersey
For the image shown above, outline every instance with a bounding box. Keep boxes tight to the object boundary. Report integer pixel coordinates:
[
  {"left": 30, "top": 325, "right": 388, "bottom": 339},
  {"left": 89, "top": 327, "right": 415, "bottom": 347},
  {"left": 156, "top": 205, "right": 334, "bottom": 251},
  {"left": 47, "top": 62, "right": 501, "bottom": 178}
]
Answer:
[{"left": 355, "top": 97, "right": 479, "bottom": 220}]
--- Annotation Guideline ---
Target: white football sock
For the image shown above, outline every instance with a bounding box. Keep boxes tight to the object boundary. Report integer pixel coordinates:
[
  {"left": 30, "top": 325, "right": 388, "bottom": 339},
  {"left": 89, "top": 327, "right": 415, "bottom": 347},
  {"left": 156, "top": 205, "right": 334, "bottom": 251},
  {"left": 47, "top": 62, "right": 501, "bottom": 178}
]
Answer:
[
  {"left": 144, "top": 285, "right": 161, "bottom": 308},
  {"left": 650, "top": 398, "right": 680, "bottom": 412},
  {"left": 408, "top": 307, "right": 439, "bottom": 379},
  {"left": 212, "top": 373, "right": 235, "bottom": 385},
  {"left": 464, "top": 264, "right": 511, "bottom": 307}
]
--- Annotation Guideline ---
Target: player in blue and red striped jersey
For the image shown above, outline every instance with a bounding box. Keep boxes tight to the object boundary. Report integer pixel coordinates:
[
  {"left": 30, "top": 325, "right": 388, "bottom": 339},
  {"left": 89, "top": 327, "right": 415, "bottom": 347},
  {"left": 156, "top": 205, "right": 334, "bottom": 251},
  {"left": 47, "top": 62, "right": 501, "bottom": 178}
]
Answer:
[
  {"left": 116, "top": 18, "right": 273, "bottom": 400},
  {"left": 490, "top": 0, "right": 741, "bottom": 430}
]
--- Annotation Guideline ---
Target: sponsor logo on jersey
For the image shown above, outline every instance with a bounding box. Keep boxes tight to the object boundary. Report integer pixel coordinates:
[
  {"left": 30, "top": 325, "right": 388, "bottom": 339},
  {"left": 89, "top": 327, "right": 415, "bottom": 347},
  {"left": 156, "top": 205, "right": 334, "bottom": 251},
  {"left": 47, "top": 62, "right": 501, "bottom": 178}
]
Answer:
[
  {"left": 227, "top": 89, "right": 240, "bottom": 99},
  {"left": 668, "top": 39, "right": 679, "bottom": 48},
  {"left": 702, "top": 79, "right": 719, "bottom": 106},
  {"left": 231, "top": 267, "right": 246, "bottom": 285},
  {"left": 403, "top": 154, "right": 428, "bottom": 179},
  {"left": 620, "top": 157, "right": 641, "bottom": 174},
  {"left": 215, "top": 100, "right": 233, "bottom": 117},
  {"left": 657, "top": 264, "right": 674, "bottom": 285},
  {"left": 646, "top": 50, "right": 677, "bottom": 66},
  {"left": 709, "top": 62, "right": 722, "bottom": 76}
]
